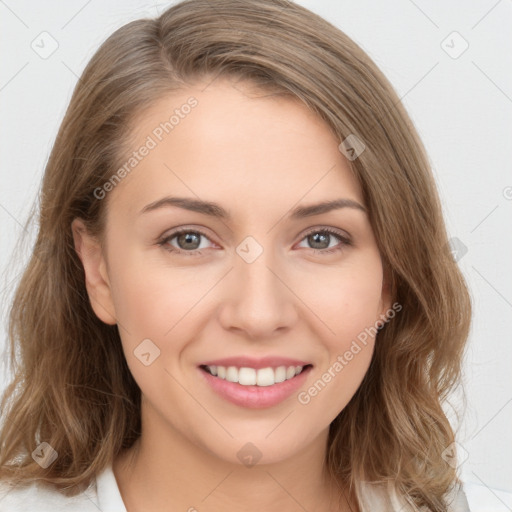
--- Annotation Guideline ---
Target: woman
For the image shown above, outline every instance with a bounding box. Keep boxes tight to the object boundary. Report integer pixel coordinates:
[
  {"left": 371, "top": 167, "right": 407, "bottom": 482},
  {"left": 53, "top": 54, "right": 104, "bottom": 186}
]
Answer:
[{"left": 0, "top": 1, "right": 472, "bottom": 510}]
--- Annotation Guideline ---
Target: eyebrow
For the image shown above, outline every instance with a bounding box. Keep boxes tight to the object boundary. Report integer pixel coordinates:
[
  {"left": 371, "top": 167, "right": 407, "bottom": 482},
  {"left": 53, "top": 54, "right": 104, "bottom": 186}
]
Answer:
[{"left": 139, "top": 196, "right": 367, "bottom": 219}]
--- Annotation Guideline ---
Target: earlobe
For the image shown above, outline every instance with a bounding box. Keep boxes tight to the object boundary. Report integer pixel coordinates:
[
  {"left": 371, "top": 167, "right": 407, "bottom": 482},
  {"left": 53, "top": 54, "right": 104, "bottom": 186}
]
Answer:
[{"left": 71, "top": 218, "right": 117, "bottom": 325}]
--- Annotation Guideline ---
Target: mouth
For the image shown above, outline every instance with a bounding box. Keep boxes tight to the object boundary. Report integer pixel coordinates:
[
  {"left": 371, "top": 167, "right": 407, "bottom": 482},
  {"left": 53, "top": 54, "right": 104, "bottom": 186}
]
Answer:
[
  {"left": 198, "top": 362, "right": 314, "bottom": 409},
  {"left": 199, "top": 364, "right": 313, "bottom": 387}
]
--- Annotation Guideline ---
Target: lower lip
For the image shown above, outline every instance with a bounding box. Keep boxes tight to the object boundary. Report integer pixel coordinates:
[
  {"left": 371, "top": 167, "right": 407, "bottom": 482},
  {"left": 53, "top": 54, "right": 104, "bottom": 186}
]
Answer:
[{"left": 198, "top": 366, "right": 313, "bottom": 409}]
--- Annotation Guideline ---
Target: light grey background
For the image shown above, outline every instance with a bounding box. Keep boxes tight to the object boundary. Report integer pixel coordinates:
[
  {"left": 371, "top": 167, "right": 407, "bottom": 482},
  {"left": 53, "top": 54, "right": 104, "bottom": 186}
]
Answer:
[{"left": 1, "top": 1, "right": 511, "bottom": 510}]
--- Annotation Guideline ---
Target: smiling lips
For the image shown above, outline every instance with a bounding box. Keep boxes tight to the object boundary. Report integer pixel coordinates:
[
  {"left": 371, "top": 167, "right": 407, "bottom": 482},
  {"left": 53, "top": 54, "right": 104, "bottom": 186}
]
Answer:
[{"left": 198, "top": 356, "right": 313, "bottom": 408}]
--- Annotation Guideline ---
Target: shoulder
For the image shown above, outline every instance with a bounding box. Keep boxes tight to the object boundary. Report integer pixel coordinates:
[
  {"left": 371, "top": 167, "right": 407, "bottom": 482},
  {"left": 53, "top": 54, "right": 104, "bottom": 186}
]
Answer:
[
  {"left": 0, "top": 475, "right": 100, "bottom": 512},
  {"left": 359, "top": 480, "right": 471, "bottom": 511}
]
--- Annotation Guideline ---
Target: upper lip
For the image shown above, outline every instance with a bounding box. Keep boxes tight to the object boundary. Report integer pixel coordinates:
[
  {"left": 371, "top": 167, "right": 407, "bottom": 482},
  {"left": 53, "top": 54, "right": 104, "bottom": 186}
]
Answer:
[{"left": 199, "top": 356, "right": 312, "bottom": 370}]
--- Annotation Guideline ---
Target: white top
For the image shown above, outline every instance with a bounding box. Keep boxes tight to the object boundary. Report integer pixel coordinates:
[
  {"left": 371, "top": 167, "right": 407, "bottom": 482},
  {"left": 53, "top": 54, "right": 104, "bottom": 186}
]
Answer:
[
  {"left": 0, "top": 464, "right": 471, "bottom": 511},
  {"left": 0, "top": 465, "right": 126, "bottom": 512}
]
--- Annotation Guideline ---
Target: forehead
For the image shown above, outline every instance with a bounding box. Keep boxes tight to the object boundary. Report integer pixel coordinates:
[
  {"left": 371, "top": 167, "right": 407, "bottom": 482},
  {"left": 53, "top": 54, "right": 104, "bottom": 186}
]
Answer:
[{"left": 110, "top": 78, "right": 364, "bottom": 217}]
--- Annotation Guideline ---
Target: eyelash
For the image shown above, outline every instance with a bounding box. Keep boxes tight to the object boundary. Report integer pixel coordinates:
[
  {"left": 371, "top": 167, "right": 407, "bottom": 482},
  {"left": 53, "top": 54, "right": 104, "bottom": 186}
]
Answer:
[{"left": 157, "top": 227, "right": 351, "bottom": 257}]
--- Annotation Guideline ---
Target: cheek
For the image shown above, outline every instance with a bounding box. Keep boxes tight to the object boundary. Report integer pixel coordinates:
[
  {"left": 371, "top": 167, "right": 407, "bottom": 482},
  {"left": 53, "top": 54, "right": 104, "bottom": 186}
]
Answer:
[
  {"left": 107, "top": 261, "right": 204, "bottom": 393},
  {"left": 295, "top": 260, "right": 383, "bottom": 415},
  {"left": 110, "top": 264, "right": 202, "bottom": 340},
  {"left": 295, "top": 255, "right": 384, "bottom": 343}
]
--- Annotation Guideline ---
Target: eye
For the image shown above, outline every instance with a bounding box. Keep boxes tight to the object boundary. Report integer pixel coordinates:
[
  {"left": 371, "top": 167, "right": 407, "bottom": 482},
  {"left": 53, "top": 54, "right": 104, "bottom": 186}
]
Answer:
[
  {"left": 158, "top": 228, "right": 215, "bottom": 256},
  {"left": 296, "top": 228, "right": 351, "bottom": 255},
  {"left": 158, "top": 227, "right": 351, "bottom": 257}
]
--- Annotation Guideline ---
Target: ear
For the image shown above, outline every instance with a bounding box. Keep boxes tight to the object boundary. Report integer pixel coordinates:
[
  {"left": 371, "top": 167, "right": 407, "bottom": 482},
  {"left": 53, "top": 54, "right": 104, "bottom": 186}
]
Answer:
[{"left": 71, "top": 218, "right": 117, "bottom": 325}]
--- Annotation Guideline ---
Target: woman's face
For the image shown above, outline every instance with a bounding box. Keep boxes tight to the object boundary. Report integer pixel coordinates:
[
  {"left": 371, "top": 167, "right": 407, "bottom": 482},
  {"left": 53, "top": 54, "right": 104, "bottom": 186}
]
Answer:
[{"left": 74, "top": 77, "right": 391, "bottom": 466}]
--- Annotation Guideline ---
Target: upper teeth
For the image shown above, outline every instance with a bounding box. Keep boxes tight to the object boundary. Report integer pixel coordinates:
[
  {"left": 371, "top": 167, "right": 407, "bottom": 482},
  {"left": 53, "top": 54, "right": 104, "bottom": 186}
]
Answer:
[{"left": 205, "top": 365, "right": 304, "bottom": 387}]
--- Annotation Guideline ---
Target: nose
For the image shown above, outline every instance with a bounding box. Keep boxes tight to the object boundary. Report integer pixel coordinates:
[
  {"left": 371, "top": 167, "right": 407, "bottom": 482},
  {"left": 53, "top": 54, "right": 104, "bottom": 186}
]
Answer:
[{"left": 217, "top": 248, "right": 299, "bottom": 339}]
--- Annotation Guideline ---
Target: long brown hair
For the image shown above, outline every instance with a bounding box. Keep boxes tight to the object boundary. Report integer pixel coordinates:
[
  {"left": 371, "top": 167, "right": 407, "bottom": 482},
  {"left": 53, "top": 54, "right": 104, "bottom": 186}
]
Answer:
[{"left": 0, "top": 1, "right": 471, "bottom": 509}]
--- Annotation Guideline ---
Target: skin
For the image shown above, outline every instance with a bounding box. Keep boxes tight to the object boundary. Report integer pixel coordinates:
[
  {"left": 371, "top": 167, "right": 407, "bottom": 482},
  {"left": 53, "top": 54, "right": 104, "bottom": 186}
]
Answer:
[{"left": 72, "top": 77, "right": 391, "bottom": 512}]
